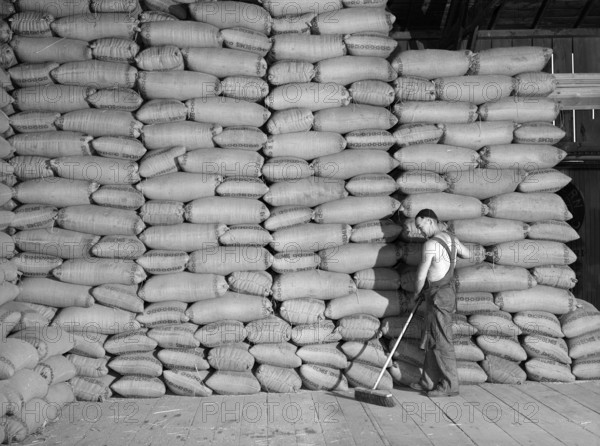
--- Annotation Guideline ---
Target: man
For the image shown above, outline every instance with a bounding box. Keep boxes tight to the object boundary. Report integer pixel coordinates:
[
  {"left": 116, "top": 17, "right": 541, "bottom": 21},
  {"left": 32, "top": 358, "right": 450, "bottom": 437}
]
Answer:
[{"left": 408, "top": 209, "right": 472, "bottom": 397}]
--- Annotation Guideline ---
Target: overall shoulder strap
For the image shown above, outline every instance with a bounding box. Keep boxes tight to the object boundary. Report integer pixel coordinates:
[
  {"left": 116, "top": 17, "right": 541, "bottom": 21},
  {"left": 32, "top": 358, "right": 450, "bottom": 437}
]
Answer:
[
  {"left": 449, "top": 233, "right": 457, "bottom": 262},
  {"left": 431, "top": 234, "right": 456, "bottom": 265}
]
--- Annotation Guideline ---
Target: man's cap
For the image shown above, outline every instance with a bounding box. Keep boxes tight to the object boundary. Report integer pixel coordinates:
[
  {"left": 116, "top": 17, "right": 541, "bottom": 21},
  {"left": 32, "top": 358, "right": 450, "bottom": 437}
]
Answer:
[{"left": 415, "top": 208, "right": 439, "bottom": 221}]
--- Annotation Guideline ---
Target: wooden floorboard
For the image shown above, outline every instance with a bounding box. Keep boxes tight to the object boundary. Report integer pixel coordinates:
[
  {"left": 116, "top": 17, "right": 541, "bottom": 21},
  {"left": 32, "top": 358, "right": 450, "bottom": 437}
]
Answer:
[
  {"left": 22, "top": 399, "right": 125, "bottom": 446},
  {"left": 482, "top": 383, "right": 600, "bottom": 446},
  {"left": 360, "top": 388, "right": 431, "bottom": 446},
  {"left": 461, "top": 385, "right": 565, "bottom": 446},
  {"left": 544, "top": 382, "right": 600, "bottom": 414},
  {"left": 335, "top": 392, "right": 388, "bottom": 446},
  {"left": 267, "top": 393, "right": 297, "bottom": 446},
  {"left": 210, "top": 394, "right": 245, "bottom": 446},
  {"left": 292, "top": 391, "right": 326, "bottom": 446},
  {"left": 16, "top": 382, "right": 600, "bottom": 445},
  {"left": 575, "top": 380, "right": 600, "bottom": 396},
  {"left": 129, "top": 396, "right": 200, "bottom": 446},
  {"left": 84, "top": 398, "right": 160, "bottom": 446},
  {"left": 113, "top": 399, "right": 160, "bottom": 446},
  {"left": 311, "top": 391, "right": 357, "bottom": 446},
  {"left": 428, "top": 385, "right": 521, "bottom": 446},
  {"left": 234, "top": 393, "right": 269, "bottom": 446},
  {"left": 518, "top": 383, "right": 600, "bottom": 439},
  {"left": 186, "top": 395, "right": 224, "bottom": 445},
  {"left": 360, "top": 400, "right": 394, "bottom": 446},
  {"left": 390, "top": 388, "right": 475, "bottom": 446}
]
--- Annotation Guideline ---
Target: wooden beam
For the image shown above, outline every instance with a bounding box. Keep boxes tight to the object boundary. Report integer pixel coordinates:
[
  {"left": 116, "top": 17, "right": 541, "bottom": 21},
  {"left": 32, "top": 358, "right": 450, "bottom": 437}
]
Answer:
[
  {"left": 467, "top": 24, "right": 480, "bottom": 51},
  {"left": 440, "top": 0, "right": 505, "bottom": 49},
  {"left": 439, "top": 0, "right": 453, "bottom": 31},
  {"left": 550, "top": 73, "right": 600, "bottom": 110},
  {"left": 531, "top": 0, "right": 551, "bottom": 28},
  {"left": 554, "top": 73, "right": 600, "bottom": 83},
  {"left": 559, "top": 158, "right": 600, "bottom": 169},
  {"left": 438, "top": 0, "right": 469, "bottom": 49},
  {"left": 457, "top": 0, "right": 505, "bottom": 50},
  {"left": 444, "top": 0, "right": 465, "bottom": 30},
  {"left": 476, "top": 28, "right": 600, "bottom": 39},
  {"left": 487, "top": 0, "right": 504, "bottom": 29},
  {"left": 554, "top": 92, "right": 600, "bottom": 110},
  {"left": 574, "top": 0, "right": 596, "bottom": 27},
  {"left": 463, "top": 0, "right": 505, "bottom": 34}
]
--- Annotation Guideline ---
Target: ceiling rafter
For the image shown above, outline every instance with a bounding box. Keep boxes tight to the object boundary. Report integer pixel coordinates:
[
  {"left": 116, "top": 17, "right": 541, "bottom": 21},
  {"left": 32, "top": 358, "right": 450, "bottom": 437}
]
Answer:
[
  {"left": 531, "top": 0, "right": 551, "bottom": 28},
  {"left": 487, "top": 0, "right": 505, "bottom": 29},
  {"left": 438, "top": 0, "right": 505, "bottom": 49},
  {"left": 574, "top": 0, "right": 596, "bottom": 28}
]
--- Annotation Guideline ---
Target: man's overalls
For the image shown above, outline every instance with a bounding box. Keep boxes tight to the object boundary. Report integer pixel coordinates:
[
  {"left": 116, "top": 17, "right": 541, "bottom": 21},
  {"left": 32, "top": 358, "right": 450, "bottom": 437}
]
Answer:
[{"left": 418, "top": 233, "right": 460, "bottom": 393}]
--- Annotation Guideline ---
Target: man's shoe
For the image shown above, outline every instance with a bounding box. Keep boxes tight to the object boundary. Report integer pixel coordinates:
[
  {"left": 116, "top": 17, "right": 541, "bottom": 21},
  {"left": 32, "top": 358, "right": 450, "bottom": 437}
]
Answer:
[
  {"left": 408, "top": 383, "right": 429, "bottom": 393},
  {"left": 426, "top": 388, "right": 459, "bottom": 397}
]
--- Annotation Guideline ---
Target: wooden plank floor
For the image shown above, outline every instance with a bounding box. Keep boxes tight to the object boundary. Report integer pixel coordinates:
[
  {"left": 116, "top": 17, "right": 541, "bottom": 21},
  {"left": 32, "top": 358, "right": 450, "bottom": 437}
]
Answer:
[{"left": 22, "top": 382, "right": 600, "bottom": 446}]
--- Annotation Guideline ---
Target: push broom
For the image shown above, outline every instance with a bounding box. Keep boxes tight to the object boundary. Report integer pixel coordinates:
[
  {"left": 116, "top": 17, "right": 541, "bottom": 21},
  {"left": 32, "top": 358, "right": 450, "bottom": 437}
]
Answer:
[{"left": 354, "top": 294, "right": 424, "bottom": 407}]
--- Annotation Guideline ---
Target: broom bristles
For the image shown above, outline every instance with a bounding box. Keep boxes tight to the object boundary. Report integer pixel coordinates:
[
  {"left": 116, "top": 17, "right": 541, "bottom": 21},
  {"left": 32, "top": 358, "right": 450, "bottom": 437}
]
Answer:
[{"left": 354, "top": 388, "right": 397, "bottom": 407}]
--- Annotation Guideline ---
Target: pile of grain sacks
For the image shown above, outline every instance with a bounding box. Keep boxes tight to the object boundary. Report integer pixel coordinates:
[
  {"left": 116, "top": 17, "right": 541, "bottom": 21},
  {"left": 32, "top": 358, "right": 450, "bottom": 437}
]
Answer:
[
  {"left": 261, "top": 0, "right": 401, "bottom": 392},
  {"left": 0, "top": 0, "right": 597, "bottom": 441},
  {"left": 388, "top": 46, "right": 594, "bottom": 385}
]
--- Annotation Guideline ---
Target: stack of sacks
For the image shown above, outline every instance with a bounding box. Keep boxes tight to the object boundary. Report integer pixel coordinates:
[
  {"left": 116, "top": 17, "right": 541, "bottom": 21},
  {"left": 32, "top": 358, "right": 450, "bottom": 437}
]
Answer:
[
  {"left": 0, "top": 0, "right": 86, "bottom": 416},
  {"left": 0, "top": 8, "right": 590, "bottom": 439},
  {"left": 472, "top": 48, "right": 578, "bottom": 383},
  {"left": 262, "top": 0, "right": 400, "bottom": 392},
  {"left": 0, "top": 3, "right": 15, "bottom": 197},
  {"left": 468, "top": 309, "right": 526, "bottom": 384},
  {"left": 132, "top": 6, "right": 230, "bottom": 399},
  {"left": 0, "top": 325, "right": 78, "bottom": 443},
  {"left": 171, "top": 2, "right": 274, "bottom": 395},
  {"left": 9, "top": 325, "right": 77, "bottom": 390},
  {"left": 181, "top": 288, "right": 273, "bottom": 397},
  {"left": 0, "top": 0, "right": 154, "bottom": 408},
  {"left": 390, "top": 48, "right": 489, "bottom": 386},
  {"left": 391, "top": 45, "right": 580, "bottom": 385},
  {"left": 0, "top": 2, "right": 113, "bottom": 428},
  {"left": 452, "top": 303, "right": 488, "bottom": 385},
  {"left": 1, "top": 384, "right": 75, "bottom": 443},
  {"left": 0, "top": 373, "right": 75, "bottom": 444},
  {"left": 560, "top": 299, "right": 600, "bottom": 380},
  {"left": 246, "top": 315, "right": 302, "bottom": 394},
  {"left": 513, "top": 307, "right": 574, "bottom": 383},
  {"left": 0, "top": 323, "right": 76, "bottom": 444},
  {"left": 270, "top": 269, "right": 350, "bottom": 392}
]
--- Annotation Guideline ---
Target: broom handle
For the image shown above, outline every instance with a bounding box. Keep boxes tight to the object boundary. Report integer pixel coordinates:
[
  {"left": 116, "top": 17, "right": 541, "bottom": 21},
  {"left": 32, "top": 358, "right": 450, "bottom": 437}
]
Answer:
[{"left": 372, "top": 294, "right": 424, "bottom": 391}]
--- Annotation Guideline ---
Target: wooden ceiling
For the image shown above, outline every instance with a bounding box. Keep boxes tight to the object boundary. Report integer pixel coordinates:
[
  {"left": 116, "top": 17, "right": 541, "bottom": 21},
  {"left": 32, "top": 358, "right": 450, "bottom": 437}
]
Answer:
[{"left": 389, "top": 0, "right": 600, "bottom": 31}]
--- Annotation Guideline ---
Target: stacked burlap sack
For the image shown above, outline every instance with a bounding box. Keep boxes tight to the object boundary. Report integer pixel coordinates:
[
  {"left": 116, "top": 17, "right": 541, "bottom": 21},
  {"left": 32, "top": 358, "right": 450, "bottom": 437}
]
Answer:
[
  {"left": 0, "top": 1, "right": 147, "bottom": 442},
  {"left": 261, "top": 0, "right": 402, "bottom": 392},
  {"left": 389, "top": 45, "right": 588, "bottom": 385},
  {"left": 0, "top": 0, "right": 404, "bottom": 422},
  {"left": 0, "top": 2, "right": 596, "bottom": 443}
]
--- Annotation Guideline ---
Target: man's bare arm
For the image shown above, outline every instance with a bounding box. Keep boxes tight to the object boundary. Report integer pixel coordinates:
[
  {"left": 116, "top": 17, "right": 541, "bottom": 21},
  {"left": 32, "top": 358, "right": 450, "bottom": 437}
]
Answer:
[{"left": 455, "top": 237, "right": 472, "bottom": 260}]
